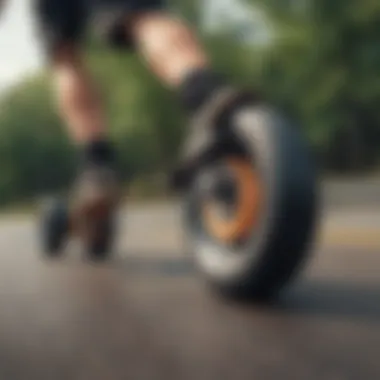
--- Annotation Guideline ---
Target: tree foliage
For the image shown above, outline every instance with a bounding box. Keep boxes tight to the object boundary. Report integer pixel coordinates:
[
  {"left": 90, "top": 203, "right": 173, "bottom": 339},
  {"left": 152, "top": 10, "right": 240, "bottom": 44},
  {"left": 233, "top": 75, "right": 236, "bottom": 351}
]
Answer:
[
  {"left": 247, "top": 0, "right": 380, "bottom": 171},
  {"left": 0, "top": 0, "right": 379, "bottom": 205}
]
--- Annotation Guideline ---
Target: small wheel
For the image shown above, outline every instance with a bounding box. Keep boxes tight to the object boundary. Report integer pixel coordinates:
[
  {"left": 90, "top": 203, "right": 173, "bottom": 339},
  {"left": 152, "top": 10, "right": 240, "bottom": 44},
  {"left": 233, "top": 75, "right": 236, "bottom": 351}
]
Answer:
[
  {"left": 41, "top": 199, "right": 69, "bottom": 257},
  {"left": 79, "top": 207, "right": 116, "bottom": 262},
  {"left": 87, "top": 216, "right": 115, "bottom": 261},
  {"left": 185, "top": 105, "right": 319, "bottom": 300}
]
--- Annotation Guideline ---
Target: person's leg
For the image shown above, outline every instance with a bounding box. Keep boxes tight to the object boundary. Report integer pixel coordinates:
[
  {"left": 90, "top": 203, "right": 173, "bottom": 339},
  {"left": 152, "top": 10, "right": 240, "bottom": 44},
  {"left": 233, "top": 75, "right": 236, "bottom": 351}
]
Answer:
[
  {"left": 130, "top": 11, "right": 227, "bottom": 113},
  {"left": 121, "top": 6, "right": 252, "bottom": 187},
  {"left": 35, "top": 0, "right": 120, "bottom": 223},
  {"left": 130, "top": 13, "right": 209, "bottom": 88},
  {"left": 52, "top": 46, "right": 105, "bottom": 143},
  {"left": 35, "top": 0, "right": 115, "bottom": 167},
  {"left": 95, "top": 0, "right": 232, "bottom": 113}
]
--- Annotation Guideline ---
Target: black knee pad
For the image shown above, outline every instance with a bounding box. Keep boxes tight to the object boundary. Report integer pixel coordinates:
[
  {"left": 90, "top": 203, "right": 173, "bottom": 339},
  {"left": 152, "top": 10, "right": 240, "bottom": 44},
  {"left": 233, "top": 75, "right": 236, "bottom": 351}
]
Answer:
[
  {"left": 94, "top": 10, "right": 135, "bottom": 49},
  {"left": 94, "top": 0, "right": 165, "bottom": 50}
]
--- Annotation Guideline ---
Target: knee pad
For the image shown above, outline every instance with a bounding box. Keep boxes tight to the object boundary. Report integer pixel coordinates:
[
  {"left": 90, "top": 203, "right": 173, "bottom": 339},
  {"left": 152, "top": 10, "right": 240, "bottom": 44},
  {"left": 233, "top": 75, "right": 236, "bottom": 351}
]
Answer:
[{"left": 95, "top": 11, "right": 135, "bottom": 49}]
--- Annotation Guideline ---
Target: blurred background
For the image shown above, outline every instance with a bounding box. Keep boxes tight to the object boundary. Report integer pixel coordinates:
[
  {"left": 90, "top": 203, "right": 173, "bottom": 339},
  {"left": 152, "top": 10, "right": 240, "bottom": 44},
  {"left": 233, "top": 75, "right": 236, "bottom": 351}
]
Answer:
[
  {"left": 0, "top": 0, "right": 379, "bottom": 207},
  {"left": 0, "top": 2, "right": 379, "bottom": 379}
]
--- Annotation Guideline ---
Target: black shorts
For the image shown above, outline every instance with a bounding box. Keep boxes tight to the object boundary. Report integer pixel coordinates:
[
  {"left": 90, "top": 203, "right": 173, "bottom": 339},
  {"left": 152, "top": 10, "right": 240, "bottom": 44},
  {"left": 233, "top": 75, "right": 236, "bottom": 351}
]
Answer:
[{"left": 35, "top": 0, "right": 164, "bottom": 53}]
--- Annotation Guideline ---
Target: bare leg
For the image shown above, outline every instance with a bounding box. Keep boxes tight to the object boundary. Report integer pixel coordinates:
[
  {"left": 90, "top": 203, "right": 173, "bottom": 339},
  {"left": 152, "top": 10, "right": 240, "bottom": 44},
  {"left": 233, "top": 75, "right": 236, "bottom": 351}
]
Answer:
[
  {"left": 51, "top": 44, "right": 107, "bottom": 144},
  {"left": 130, "top": 12, "right": 210, "bottom": 88},
  {"left": 128, "top": 12, "right": 247, "bottom": 189},
  {"left": 49, "top": 44, "right": 119, "bottom": 221}
]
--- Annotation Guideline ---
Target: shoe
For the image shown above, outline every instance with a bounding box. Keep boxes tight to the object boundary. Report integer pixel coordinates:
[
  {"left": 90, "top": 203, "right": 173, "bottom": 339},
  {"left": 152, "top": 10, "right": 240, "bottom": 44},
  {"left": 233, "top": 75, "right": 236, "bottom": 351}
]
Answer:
[
  {"left": 69, "top": 163, "right": 121, "bottom": 250},
  {"left": 171, "top": 88, "right": 254, "bottom": 191}
]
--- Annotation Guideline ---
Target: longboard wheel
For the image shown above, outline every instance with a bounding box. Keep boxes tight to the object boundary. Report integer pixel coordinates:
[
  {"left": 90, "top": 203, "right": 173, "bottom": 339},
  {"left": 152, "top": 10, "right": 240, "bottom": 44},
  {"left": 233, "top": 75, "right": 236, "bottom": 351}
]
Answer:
[
  {"left": 41, "top": 199, "right": 69, "bottom": 257},
  {"left": 185, "top": 105, "right": 319, "bottom": 300}
]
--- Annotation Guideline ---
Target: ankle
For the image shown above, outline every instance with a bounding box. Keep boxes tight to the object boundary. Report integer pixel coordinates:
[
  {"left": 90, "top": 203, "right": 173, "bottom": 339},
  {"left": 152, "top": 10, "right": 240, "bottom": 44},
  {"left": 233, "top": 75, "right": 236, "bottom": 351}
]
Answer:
[{"left": 81, "top": 139, "right": 116, "bottom": 167}]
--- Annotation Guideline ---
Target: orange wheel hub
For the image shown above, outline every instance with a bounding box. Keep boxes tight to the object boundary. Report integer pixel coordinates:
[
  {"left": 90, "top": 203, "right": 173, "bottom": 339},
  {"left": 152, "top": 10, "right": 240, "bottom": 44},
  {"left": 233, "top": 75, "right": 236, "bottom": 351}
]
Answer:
[{"left": 202, "top": 158, "right": 262, "bottom": 244}]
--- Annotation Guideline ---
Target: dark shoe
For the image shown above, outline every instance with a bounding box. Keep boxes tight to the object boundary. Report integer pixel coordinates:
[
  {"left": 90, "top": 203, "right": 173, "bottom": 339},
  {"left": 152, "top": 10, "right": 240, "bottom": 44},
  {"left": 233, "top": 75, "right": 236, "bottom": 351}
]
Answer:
[
  {"left": 171, "top": 88, "right": 256, "bottom": 191},
  {"left": 69, "top": 164, "right": 121, "bottom": 240}
]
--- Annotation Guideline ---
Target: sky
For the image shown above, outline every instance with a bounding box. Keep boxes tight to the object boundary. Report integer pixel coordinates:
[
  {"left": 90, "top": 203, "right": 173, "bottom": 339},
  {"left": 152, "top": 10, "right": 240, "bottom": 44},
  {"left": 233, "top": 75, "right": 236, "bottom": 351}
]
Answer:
[
  {"left": 204, "top": 0, "right": 269, "bottom": 44},
  {"left": 0, "top": 0, "right": 42, "bottom": 91}
]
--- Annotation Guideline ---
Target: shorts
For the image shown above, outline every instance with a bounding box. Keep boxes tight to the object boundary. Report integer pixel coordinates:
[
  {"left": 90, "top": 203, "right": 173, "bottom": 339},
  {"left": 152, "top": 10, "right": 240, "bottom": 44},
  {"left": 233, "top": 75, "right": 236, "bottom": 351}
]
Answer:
[{"left": 35, "top": 0, "right": 164, "bottom": 53}]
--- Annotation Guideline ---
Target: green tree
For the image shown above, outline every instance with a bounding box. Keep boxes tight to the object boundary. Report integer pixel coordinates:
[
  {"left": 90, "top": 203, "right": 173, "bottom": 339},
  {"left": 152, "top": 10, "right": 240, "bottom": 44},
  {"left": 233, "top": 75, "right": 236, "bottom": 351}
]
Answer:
[
  {"left": 247, "top": 0, "right": 380, "bottom": 171},
  {"left": 0, "top": 0, "right": 379, "bottom": 207}
]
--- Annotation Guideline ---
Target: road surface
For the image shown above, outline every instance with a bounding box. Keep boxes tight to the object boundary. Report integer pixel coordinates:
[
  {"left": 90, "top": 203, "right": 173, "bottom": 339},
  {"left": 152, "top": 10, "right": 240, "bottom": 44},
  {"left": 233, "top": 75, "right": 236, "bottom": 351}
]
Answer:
[{"left": 0, "top": 197, "right": 379, "bottom": 380}]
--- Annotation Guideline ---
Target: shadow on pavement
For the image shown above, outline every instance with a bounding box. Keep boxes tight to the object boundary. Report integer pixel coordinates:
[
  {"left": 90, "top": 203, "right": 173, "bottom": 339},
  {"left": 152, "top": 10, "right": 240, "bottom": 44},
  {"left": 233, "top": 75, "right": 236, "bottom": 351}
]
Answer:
[
  {"left": 268, "top": 279, "right": 380, "bottom": 324},
  {"left": 114, "top": 252, "right": 196, "bottom": 276},
  {"left": 85, "top": 252, "right": 380, "bottom": 323},
  {"left": 111, "top": 254, "right": 380, "bottom": 324}
]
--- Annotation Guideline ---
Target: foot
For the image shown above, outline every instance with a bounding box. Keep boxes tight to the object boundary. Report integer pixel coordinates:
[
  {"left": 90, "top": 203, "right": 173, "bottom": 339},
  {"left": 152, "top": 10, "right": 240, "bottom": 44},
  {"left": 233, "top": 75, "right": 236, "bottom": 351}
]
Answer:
[
  {"left": 171, "top": 88, "right": 256, "bottom": 191},
  {"left": 69, "top": 163, "right": 121, "bottom": 238}
]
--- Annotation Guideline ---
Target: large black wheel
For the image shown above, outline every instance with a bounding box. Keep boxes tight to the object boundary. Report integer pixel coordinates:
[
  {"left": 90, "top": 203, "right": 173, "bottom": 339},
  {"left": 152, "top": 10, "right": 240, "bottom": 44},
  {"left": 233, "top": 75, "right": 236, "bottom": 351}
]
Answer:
[
  {"left": 185, "top": 105, "right": 319, "bottom": 300},
  {"left": 41, "top": 199, "right": 69, "bottom": 257}
]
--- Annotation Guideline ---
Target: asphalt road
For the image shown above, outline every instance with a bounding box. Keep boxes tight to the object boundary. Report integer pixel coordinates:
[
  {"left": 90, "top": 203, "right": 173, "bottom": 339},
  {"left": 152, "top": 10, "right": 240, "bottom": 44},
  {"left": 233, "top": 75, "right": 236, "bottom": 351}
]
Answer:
[{"left": 0, "top": 197, "right": 379, "bottom": 380}]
